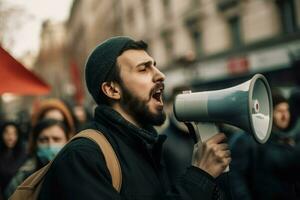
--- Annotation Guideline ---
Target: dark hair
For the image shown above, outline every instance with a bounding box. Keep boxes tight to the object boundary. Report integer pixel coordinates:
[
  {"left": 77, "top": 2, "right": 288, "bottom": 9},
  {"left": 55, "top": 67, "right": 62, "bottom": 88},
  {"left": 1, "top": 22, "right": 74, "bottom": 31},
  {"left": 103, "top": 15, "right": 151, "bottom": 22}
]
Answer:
[
  {"left": 0, "top": 121, "right": 24, "bottom": 156},
  {"left": 102, "top": 40, "right": 148, "bottom": 105},
  {"left": 272, "top": 90, "right": 288, "bottom": 108},
  {"left": 28, "top": 119, "right": 68, "bottom": 155}
]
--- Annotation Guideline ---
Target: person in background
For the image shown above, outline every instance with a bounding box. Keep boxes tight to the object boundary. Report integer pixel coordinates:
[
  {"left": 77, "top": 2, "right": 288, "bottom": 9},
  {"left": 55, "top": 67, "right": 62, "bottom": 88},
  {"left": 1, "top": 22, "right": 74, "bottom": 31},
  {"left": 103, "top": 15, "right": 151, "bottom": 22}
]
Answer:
[
  {"left": 4, "top": 119, "right": 70, "bottom": 198},
  {"left": 289, "top": 88, "right": 300, "bottom": 120},
  {"left": 0, "top": 121, "right": 26, "bottom": 200},
  {"left": 230, "top": 91, "right": 300, "bottom": 200},
  {"left": 161, "top": 86, "right": 193, "bottom": 184},
  {"left": 289, "top": 88, "right": 300, "bottom": 143},
  {"left": 31, "top": 98, "right": 76, "bottom": 137},
  {"left": 15, "top": 110, "right": 33, "bottom": 146},
  {"left": 73, "top": 104, "right": 92, "bottom": 131}
]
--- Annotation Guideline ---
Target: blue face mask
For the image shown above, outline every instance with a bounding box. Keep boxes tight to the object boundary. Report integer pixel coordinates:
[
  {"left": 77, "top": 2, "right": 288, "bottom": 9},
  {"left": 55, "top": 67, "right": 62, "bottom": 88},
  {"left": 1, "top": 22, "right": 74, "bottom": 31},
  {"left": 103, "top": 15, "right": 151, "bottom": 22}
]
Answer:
[{"left": 37, "top": 145, "right": 63, "bottom": 164}]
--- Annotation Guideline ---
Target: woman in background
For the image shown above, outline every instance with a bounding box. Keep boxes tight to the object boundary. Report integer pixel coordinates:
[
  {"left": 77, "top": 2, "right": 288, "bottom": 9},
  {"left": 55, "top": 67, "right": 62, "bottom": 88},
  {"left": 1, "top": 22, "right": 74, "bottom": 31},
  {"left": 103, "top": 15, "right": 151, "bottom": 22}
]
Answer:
[
  {"left": 4, "top": 119, "right": 70, "bottom": 198},
  {"left": 0, "top": 121, "right": 26, "bottom": 200}
]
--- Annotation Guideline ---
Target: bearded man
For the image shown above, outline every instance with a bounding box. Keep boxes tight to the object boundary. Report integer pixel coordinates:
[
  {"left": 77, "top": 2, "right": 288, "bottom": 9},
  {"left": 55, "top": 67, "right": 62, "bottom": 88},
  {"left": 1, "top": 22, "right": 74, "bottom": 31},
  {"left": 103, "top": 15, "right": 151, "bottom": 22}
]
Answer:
[{"left": 38, "top": 37, "right": 231, "bottom": 200}]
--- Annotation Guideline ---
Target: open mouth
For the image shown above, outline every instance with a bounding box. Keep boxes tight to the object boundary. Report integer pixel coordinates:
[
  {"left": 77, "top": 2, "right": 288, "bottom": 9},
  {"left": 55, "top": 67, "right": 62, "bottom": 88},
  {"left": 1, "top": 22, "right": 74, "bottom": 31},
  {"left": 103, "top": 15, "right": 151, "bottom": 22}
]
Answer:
[{"left": 151, "top": 85, "right": 164, "bottom": 105}]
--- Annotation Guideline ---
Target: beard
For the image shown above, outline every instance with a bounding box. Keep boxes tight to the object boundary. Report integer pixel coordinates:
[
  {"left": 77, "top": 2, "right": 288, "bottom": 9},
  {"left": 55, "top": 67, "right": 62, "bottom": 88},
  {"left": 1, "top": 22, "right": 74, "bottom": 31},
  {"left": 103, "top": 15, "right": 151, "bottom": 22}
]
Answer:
[{"left": 119, "top": 82, "right": 166, "bottom": 126}]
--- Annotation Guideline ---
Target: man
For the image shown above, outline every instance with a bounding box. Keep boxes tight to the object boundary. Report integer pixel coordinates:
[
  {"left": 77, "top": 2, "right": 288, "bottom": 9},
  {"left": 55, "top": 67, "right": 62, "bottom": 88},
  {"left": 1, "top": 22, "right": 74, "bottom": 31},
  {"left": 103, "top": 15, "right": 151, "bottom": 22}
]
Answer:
[{"left": 38, "top": 36, "right": 231, "bottom": 200}]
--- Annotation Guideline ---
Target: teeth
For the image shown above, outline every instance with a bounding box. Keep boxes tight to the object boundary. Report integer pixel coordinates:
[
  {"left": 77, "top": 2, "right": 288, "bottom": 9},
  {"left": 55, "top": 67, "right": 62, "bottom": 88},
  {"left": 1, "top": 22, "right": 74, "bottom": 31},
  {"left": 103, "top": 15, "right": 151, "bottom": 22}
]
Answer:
[
  {"left": 153, "top": 86, "right": 164, "bottom": 96},
  {"left": 155, "top": 89, "right": 161, "bottom": 94}
]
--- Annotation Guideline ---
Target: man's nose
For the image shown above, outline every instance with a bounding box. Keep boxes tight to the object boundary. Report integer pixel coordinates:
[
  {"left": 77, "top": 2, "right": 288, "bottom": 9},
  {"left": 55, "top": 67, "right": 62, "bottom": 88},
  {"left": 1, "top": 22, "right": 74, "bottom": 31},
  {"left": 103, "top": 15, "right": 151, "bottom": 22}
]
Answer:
[{"left": 153, "top": 67, "right": 165, "bottom": 82}]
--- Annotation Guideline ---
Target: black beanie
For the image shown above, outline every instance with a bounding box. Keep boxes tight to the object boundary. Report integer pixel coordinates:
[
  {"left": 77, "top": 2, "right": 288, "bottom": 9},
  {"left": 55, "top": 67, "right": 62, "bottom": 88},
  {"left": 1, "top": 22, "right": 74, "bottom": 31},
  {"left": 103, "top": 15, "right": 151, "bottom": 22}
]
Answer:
[{"left": 85, "top": 36, "right": 134, "bottom": 105}]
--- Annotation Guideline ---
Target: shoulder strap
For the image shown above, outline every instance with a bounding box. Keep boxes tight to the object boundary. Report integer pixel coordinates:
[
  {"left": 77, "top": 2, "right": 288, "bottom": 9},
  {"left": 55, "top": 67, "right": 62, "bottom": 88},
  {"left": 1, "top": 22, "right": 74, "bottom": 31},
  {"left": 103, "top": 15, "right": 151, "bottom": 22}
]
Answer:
[
  {"left": 72, "top": 129, "right": 122, "bottom": 192},
  {"left": 9, "top": 160, "right": 54, "bottom": 199},
  {"left": 9, "top": 129, "right": 122, "bottom": 200}
]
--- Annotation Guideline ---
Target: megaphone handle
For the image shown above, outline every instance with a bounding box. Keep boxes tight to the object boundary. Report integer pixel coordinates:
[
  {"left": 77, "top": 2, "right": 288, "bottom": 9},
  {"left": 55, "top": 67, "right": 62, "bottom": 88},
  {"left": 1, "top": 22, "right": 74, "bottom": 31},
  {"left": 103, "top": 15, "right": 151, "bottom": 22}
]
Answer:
[
  {"left": 195, "top": 122, "right": 230, "bottom": 172},
  {"left": 184, "top": 122, "right": 220, "bottom": 144},
  {"left": 195, "top": 122, "right": 219, "bottom": 142}
]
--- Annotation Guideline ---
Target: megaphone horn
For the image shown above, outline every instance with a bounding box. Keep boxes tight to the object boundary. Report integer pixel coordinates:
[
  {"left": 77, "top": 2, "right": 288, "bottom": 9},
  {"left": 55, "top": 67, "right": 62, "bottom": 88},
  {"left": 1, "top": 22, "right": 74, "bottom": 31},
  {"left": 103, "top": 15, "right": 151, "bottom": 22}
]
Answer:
[{"left": 173, "top": 74, "right": 273, "bottom": 144}]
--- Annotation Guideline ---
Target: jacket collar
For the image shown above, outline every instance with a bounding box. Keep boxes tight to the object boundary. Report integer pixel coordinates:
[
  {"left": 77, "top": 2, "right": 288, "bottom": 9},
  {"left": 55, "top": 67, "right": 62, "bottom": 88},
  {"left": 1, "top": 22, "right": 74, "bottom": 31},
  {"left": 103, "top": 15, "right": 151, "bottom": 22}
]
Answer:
[{"left": 94, "top": 105, "right": 160, "bottom": 148}]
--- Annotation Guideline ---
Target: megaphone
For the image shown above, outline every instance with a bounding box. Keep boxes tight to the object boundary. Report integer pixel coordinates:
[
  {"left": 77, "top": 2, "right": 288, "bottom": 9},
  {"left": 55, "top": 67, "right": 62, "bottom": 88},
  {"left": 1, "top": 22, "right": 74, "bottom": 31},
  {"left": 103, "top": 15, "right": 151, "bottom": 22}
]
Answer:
[{"left": 173, "top": 74, "right": 273, "bottom": 144}]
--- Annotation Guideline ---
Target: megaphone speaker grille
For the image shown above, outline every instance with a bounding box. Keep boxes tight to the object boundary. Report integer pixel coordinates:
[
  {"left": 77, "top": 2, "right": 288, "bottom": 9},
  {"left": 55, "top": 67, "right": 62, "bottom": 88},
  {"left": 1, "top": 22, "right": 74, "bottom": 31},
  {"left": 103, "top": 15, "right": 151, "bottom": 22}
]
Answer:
[{"left": 249, "top": 74, "right": 273, "bottom": 143}]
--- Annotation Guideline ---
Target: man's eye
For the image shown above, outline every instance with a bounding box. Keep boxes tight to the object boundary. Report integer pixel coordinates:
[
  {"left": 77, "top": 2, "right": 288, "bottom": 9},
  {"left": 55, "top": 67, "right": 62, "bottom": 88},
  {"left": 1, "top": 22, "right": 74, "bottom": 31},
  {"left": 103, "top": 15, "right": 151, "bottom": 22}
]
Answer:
[{"left": 139, "top": 66, "right": 147, "bottom": 71}]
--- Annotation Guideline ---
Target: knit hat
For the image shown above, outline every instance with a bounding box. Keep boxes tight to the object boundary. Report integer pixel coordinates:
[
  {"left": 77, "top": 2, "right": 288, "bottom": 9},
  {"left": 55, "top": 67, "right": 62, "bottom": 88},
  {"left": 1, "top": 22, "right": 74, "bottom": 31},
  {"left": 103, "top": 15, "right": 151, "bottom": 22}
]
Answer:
[
  {"left": 85, "top": 36, "right": 134, "bottom": 105},
  {"left": 31, "top": 98, "right": 75, "bottom": 136}
]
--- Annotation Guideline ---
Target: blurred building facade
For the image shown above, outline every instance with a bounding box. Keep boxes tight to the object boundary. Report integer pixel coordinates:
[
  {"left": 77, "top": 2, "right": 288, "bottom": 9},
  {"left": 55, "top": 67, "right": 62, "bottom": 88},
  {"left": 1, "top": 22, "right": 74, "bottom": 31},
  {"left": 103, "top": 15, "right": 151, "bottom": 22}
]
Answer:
[
  {"left": 34, "top": 0, "right": 300, "bottom": 104},
  {"left": 65, "top": 0, "right": 123, "bottom": 105},
  {"left": 34, "top": 20, "right": 73, "bottom": 99}
]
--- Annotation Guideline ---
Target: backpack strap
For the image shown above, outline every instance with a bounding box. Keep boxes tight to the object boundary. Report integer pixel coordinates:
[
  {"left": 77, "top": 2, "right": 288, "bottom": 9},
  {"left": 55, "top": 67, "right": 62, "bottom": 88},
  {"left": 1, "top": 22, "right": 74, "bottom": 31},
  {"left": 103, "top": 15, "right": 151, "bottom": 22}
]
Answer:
[
  {"left": 72, "top": 129, "right": 122, "bottom": 192},
  {"left": 9, "top": 129, "right": 122, "bottom": 200}
]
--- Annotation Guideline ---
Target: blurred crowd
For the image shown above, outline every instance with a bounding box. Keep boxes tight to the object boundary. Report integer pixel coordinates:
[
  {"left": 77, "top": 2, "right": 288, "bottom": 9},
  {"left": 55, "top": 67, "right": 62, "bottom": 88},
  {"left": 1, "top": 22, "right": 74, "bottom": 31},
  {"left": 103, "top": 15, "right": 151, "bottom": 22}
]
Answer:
[
  {"left": 0, "top": 86, "right": 300, "bottom": 199},
  {"left": 161, "top": 86, "right": 300, "bottom": 200},
  {"left": 0, "top": 99, "right": 92, "bottom": 200},
  {"left": 228, "top": 88, "right": 300, "bottom": 200}
]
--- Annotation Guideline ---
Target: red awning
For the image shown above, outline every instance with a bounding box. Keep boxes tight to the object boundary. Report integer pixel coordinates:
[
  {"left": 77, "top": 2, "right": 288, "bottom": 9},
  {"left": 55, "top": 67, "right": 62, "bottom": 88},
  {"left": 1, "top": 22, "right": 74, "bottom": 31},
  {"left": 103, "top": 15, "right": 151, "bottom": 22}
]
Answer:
[{"left": 0, "top": 46, "right": 51, "bottom": 95}]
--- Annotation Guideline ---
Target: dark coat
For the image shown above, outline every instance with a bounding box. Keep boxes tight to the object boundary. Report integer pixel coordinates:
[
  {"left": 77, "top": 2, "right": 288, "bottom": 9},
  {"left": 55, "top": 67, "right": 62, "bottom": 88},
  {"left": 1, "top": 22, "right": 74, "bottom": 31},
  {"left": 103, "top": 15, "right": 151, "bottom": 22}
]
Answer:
[
  {"left": 230, "top": 129, "right": 300, "bottom": 200},
  {"left": 39, "top": 105, "right": 221, "bottom": 200},
  {"left": 161, "top": 116, "right": 194, "bottom": 185},
  {"left": 0, "top": 149, "right": 26, "bottom": 199}
]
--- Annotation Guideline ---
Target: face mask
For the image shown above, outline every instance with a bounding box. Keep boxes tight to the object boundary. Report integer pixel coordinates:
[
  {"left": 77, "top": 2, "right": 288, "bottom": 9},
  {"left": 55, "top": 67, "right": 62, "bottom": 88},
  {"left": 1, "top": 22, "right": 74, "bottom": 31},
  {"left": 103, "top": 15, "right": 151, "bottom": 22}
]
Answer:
[{"left": 37, "top": 145, "right": 63, "bottom": 164}]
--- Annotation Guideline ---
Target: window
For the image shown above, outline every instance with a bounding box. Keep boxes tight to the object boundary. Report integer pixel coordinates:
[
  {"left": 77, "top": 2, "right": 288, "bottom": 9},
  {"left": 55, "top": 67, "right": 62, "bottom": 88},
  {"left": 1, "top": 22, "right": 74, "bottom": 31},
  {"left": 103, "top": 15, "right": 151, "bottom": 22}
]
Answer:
[
  {"left": 161, "top": 30, "right": 173, "bottom": 57},
  {"left": 229, "top": 16, "right": 242, "bottom": 48},
  {"left": 127, "top": 7, "right": 135, "bottom": 27},
  {"left": 162, "top": 0, "right": 171, "bottom": 20},
  {"left": 276, "top": 0, "right": 297, "bottom": 34},
  {"left": 191, "top": 0, "right": 199, "bottom": 7},
  {"left": 217, "top": 0, "right": 238, "bottom": 11},
  {"left": 142, "top": 0, "right": 150, "bottom": 23},
  {"left": 186, "top": 18, "right": 202, "bottom": 57}
]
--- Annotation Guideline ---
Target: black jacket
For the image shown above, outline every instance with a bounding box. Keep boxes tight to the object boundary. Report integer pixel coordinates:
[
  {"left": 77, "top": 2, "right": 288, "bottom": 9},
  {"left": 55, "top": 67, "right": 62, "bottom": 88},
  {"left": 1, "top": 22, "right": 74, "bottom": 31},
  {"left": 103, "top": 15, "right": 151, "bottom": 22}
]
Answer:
[
  {"left": 230, "top": 130, "right": 300, "bottom": 200},
  {"left": 39, "top": 105, "right": 221, "bottom": 200}
]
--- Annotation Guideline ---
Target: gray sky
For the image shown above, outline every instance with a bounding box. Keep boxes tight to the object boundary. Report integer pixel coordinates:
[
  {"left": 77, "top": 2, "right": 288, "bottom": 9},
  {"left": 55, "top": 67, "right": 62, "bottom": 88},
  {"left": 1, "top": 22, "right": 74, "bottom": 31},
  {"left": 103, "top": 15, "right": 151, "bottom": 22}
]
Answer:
[{"left": 2, "top": 0, "right": 73, "bottom": 58}]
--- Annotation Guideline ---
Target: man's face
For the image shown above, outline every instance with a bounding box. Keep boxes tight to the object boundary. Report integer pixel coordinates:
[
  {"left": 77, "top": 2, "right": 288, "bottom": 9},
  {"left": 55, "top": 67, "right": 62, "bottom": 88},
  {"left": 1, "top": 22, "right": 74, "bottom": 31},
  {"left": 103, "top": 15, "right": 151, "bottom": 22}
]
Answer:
[
  {"left": 116, "top": 49, "right": 166, "bottom": 126},
  {"left": 273, "top": 102, "right": 290, "bottom": 130}
]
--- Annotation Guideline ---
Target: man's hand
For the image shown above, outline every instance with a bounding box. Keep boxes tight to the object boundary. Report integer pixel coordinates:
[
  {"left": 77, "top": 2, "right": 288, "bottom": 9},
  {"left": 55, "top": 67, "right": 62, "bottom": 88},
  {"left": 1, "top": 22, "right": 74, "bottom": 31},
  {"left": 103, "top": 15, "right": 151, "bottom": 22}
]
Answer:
[{"left": 192, "top": 133, "right": 231, "bottom": 178}]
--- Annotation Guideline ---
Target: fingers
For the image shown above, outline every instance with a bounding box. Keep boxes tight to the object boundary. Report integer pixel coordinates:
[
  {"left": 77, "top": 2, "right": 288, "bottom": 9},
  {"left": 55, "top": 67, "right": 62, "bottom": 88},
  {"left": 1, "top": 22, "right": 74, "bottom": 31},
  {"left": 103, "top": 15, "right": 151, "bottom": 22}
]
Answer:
[
  {"left": 206, "top": 135, "right": 231, "bottom": 161},
  {"left": 204, "top": 134, "right": 229, "bottom": 155},
  {"left": 206, "top": 133, "right": 226, "bottom": 144},
  {"left": 222, "top": 157, "right": 232, "bottom": 167},
  {"left": 192, "top": 132, "right": 232, "bottom": 178},
  {"left": 215, "top": 143, "right": 229, "bottom": 151},
  {"left": 217, "top": 150, "right": 231, "bottom": 158}
]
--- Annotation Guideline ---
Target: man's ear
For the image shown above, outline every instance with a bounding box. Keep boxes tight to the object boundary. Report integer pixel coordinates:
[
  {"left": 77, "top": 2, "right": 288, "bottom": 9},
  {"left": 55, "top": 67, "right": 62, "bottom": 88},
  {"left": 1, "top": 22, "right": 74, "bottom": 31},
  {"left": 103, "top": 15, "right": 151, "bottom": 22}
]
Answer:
[{"left": 101, "top": 82, "right": 121, "bottom": 100}]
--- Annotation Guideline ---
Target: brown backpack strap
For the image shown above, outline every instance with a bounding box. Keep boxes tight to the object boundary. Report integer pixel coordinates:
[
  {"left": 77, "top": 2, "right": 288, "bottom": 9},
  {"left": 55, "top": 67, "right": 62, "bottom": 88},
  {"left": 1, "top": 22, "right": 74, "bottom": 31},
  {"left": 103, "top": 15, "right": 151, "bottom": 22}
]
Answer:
[{"left": 72, "top": 129, "right": 122, "bottom": 192}]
